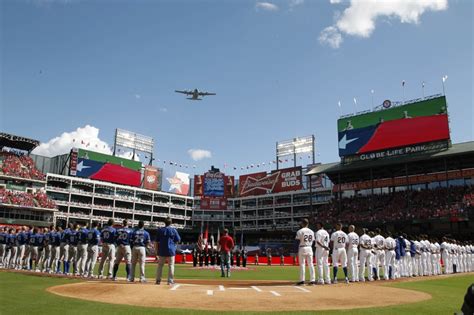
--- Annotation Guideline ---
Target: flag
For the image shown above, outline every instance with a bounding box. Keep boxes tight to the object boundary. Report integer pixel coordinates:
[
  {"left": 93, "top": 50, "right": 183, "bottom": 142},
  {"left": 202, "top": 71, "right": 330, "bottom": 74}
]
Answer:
[
  {"left": 240, "top": 231, "right": 244, "bottom": 249},
  {"left": 203, "top": 224, "right": 209, "bottom": 252},
  {"left": 197, "top": 222, "right": 204, "bottom": 250},
  {"left": 217, "top": 227, "right": 220, "bottom": 249},
  {"left": 353, "top": 97, "right": 357, "bottom": 105},
  {"left": 442, "top": 75, "right": 448, "bottom": 83},
  {"left": 422, "top": 81, "right": 425, "bottom": 88},
  {"left": 338, "top": 100, "right": 341, "bottom": 108},
  {"left": 402, "top": 80, "right": 405, "bottom": 87},
  {"left": 211, "top": 234, "right": 215, "bottom": 251}
]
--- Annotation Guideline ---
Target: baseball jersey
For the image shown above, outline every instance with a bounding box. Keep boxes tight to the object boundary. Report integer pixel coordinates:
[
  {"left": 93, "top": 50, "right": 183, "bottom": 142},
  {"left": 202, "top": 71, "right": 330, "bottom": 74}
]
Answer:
[
  {"left": 315, "top": 229, "right": 330, "bottom": 249},
  {"left": 87, "top": 228, "right": 101, "bottom": 246},
  {"left": 373, "top": 235, "right": 385, "bottom": 250},
  {"left": 68, "top": 230, "right": 79, "bottom": 246},
  {"left": 28, "top": 233, "right": 37, "bottom": 246},
  {"left": 0, "top": 232, "right": 7, "bottom": 244},
  {"left": 295, "top": 227, "right": 315, "bottom": 247},
  {"left": 157, "top": 226, "right": 181, "bottom": 256},
  {"left": 385, "top": 237, "right": 396, "bottom": 250},
  {"left": 17, "top": 231, "right": 27, "bottom": 245},
  {"left": 7, "top": 234, "right": 17, "bottom": 247},
  {"left": 330, "top": 230, "right": 348, "bottom": 249},
  {"left": 101, "top": 226, "right": 116, "bottom": 244},
  {"left": 78, "top": 228, "right": 89, "bottom": 244},
  {"left": 359, "top": 234, "right": 372, "bottom": 249},
  {"left": 44, "top": 231, "right": 51, "bottom": 246},
  {"left": 51, "top": 231, "right": 61, "bottom": 246},
  {"left": 115, "top": 227, "right": 132, "bottom": 246},
  {"left": 347, "top": 232, "right": 359, "bottom": 249},
  {"left": 131, "top": 228, "right": 150, "bottom": 247},
  {"left": 61, "top": 228, "right": 70, "bottom": 244},
  {"left": 36, "top": 233, "right": 45, "bottom": 247}
]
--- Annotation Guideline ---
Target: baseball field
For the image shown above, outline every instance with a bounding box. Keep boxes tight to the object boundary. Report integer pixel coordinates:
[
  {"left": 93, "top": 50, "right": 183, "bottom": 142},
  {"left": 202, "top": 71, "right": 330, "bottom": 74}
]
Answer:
[{"left": 1, "top": 264, "right": 472, "bottom": 314}]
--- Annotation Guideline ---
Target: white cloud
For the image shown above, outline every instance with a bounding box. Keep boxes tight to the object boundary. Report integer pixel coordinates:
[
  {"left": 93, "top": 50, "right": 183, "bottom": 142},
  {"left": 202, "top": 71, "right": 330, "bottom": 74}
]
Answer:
[
  {"left": 318, "top": 26, "right": 343, "bottom": 48},
  {"left": 256, "top": 2, "right": 279, "bottom": 11},
  {"left": 135, "top": 94, "right": 141, "bottom": 99},
  {"left": 159, "top": 107, "right": 168, "bottom": 113},
  {"left": 289, "top": 0, "right": 304, "bottom": 8},
  {"left": 330, "top": 0, "right": 342, "bottom": 3},
  {"left": 187, "top": 149, "right": 212, "bottom": 161},
  {"left": 116, "top": 150, "right": 141, "bottom": 161},
  {"left": 32, "top": 125, "right": 112, "bottom": 157},
  {"left": 320, "top": 0, "right": 448, "bottom": 48}
]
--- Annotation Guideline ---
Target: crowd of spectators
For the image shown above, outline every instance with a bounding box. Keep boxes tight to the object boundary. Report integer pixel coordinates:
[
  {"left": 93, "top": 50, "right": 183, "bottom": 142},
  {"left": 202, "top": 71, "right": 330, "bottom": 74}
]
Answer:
[
  {"left": 0, "top": 152, "right": 46, "bottom": 181},
  {"left": 315, "top": 186, "right": 473, "bottom": 225},
  {"left": 0, "top": 189, "right": 56, "bottom": 209}
]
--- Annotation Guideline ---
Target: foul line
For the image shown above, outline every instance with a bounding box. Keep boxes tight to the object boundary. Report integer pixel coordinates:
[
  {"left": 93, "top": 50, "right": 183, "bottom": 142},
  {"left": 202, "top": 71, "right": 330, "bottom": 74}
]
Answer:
[
  {"left": 251, "top": 286, "right": 262, "bottom": 292},
  {"left": 170, "top": 284, "right": 181, "bottom": 291},
  {"left": 294, "top": 286, "right": 310, "bottom": 293},
  {"left": 207, "top": 290, "right": 214, "bottom": 296},
  {"left": 270, "top": 290, "right": 281, "bottom": 297}
]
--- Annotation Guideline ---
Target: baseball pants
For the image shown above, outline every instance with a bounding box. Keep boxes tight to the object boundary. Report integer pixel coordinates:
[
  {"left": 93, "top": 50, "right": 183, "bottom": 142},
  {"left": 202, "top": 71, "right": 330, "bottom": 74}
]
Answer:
[
  {"left": 76, "top": 244, "right": 88, "bottom": 275},
  {"left": 332, "top": 248, "right": 348, "bottom": 268},
  {"left": 359, "top": 248, "right": 373, "bottom": 281},
  {"left": 68, "top": 246, "right": 78, "bottom": 273},
  {"left": 86, "top": 245, "right": 99, "bottom": 277},
  {"left": 316, "top": 248, "right": 330, "bottom": 283},
  {"left": 130, "top": 246, "right": 146, "bottom": 281},
  {"left": 98, "top": 243, "right": 116, "bottom": 277},
  {"left": 298, "top": 247, "right": 315, "bottom": 282},
  {"left": 115, "top": 245, "right": 132, "bottom": 265},
  {"left": 374, "top": 250, "right": 387, "bottom": 280},
  {"left": 30, "top": 246, "right": 39, "bottom": 270},
  {"left": 0, "top": 244, "right": 6, "bottom": 267},
  {"left": 347, "top": 247, "right": 359, "bottom": 281},
  {"left": 385, "top": 250, "right": 396, "bottom": 279},
  {"left": 16, "top": 244, "right": 25, "bottom": 269},
  {"left": 156, "top": 256, "right": 176, "bottom": 284},
  {"left": 50, "top": 246, "right": 60, "bottom": 273}
]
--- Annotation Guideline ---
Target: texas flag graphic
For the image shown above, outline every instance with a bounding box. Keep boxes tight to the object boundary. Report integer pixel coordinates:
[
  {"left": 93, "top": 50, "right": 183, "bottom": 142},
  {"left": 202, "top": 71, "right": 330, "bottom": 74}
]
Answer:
[{"left": 166, "top": 171, "right": 190, "bottom": 195}]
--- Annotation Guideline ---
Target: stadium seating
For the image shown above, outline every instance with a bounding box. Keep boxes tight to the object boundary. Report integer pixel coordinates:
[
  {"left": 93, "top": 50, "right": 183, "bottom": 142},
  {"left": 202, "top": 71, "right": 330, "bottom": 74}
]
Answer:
[
  {"left": 0, "top": 152, "right": 46, "bottom": 181},
  {"left": 315, "top": 186, "right": 472, "bottom": 224},
  {"left": 0, "top": 189, "right": 56, "bottom": 209}
]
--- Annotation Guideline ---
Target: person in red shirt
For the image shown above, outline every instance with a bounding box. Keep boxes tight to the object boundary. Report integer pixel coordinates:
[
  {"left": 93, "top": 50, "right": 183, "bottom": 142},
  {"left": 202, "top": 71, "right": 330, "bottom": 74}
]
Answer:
[{"left": 218, "top": 229, "right": 234, "bottom": 278}]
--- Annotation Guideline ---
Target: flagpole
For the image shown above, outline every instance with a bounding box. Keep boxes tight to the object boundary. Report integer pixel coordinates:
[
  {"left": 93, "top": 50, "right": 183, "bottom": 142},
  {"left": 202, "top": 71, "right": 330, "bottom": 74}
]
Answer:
[
  {"left": 402, "top": 80, "right": 406, "bottom": 104},
  {"left": 371, "top": 90, "right": 374, "bottom": 110},
  {"left": 337, "top": 101, "right": 342, "bottom": 116},
  {"left": 422, "top": 81, "right": 425, "bottom": 99}
]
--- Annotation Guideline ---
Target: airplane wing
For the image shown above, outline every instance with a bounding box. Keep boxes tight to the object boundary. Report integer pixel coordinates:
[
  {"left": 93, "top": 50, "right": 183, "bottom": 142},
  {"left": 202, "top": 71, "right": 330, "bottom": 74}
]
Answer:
[
  {"left": 175, "top": 90, "right": 192, "bottom": 95},
  {"left": 198, "top": 92, "right": 216, "bottom": 96}
]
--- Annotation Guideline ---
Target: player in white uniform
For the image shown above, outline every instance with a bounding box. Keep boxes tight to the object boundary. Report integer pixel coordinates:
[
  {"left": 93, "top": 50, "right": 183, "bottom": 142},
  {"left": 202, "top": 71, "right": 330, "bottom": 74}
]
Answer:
[
  {"left": 359, "top": 229, "right": 373, "bottom": 282},
  {"left": 384, "top": 232, "right": 396, "bottom": 280},
  {"left": 295, "top": 219, "right": 315, "bottom": 285},
  {"left": 372, "top": 229, "right": 387, "bottom": 280},
  {"left": 440, "top": 237, "right": 450, "bottom": 274},
  {"left": 413, "top": 239, "right": 423, "bottom": 277},
  {"left": 315, "top": 222, "right": 331, "bottom": 284},
  {"left": 330, "top": 222, "right": 349, "bottom": 284},
  {"left": 403, "top": 237, "right": 412, "bottom": 277},
  {"left": 347, "top": 225, "right": 359, "bottom": 282}
]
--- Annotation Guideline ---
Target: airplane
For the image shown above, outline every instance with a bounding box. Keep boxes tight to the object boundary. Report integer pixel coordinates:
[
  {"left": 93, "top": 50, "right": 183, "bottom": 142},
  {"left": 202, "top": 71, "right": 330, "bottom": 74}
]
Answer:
[{"left": 174, "top": 88, "right": 216, "bottom": 100}]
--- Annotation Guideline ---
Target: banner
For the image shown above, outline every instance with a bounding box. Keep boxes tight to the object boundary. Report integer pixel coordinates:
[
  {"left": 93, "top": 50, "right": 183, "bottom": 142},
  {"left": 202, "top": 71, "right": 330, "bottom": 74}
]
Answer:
[
  {"left": 333, "top": 168, "right": 474, "bottom": 192},
  {"left": 239, "top": 166, "right": 302, "bottom": 197},
  {"left": 143, "top": 165, "right": 162, "bottom": 191},
  {"left": 338, "top": 96, "right": 450, "bottom": 159},
  {"left": 203, "top": 172, "right": 225, "bottom": 197},
  {"left": 200, "top": 197, "right": 227, "bottom": 210},
  {"left": 163, "top": 170, "right": 190, "bottom": 196},
  {"left": 194, "top": 175, "right": 204, "bottom": 197}
]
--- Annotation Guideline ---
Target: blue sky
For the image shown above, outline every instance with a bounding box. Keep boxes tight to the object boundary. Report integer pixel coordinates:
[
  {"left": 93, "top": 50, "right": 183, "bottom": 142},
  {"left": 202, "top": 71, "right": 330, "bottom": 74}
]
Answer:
[{"left": 1, "top": 0, "right": 472, "bottom": 175}]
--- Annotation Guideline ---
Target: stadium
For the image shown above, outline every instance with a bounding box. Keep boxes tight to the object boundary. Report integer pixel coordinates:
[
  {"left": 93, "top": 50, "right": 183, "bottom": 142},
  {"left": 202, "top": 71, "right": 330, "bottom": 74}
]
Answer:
[{"left": 1, "top": 94, "right": 473, "bottom": 314}]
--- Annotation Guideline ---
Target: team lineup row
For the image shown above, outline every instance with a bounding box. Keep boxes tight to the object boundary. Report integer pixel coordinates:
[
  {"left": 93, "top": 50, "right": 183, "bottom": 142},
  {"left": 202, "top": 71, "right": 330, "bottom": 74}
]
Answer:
[
  {"left": 295, "top": 219, "right": 474, "bottom": 285},
  {"left": 0, "top": 218, "right": 182, "bottom": 284}
]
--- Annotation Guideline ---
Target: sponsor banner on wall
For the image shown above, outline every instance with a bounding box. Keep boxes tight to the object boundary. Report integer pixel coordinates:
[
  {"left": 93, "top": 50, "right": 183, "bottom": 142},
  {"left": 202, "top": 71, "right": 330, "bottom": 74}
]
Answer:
[
  {"left": 194, "top": 175, "right": 204, "bottom": 197},
  {"left": 239, "top": 166, "right": 303, "bottom": 197},
  {"left": 203, "top": 172, "right": 225, "bottom": 197},
  {"left": 194, "top": 173, "right": 235, "bottom": 198},
  {"left": 225, "top": 175, "right": 235, "bottom": 197},
  {"left": 163, "top": 170, "right": 190, "bottom": 196},
  {"left": 333, "top": 168, "right": 474, "bottom": 192},
  {"left": 143, "top": 165, "right": 162, "bottom": 191},
  {"left": 200, "top": 197, "right": 228, "bottom": 210}
]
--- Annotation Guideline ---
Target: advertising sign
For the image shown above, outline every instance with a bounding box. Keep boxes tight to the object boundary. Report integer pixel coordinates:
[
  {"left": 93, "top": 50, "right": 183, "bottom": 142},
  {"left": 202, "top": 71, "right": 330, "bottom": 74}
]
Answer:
[
  {"left": 70, "top": 148, "right": 142, "bottom": 187},
  {"left": 337, "top": 96, "right": 450, "bottom": 160},
  {"left": 239, "top": 166, "right": 303, "bottom": 197},
  {"left": 163, "top": 170, "right": 190, "bottom": 196},
  {"left": 203, "top": 172, "right": 225, "bottom": 197},
  {"left": 200, "top": 197, "right": 227, "bottom": 210},
  {"left": 194, "top": 175, "right": 204, "bottom": 197},
  {"left": 143, "top": 165, "right": 162, "bottom": 191}
]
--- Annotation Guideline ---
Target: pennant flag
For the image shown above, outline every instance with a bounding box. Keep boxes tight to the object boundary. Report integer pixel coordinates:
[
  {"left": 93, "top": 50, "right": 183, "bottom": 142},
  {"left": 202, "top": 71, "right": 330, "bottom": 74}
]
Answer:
[{"left": 402, "top": 80, "right": 405, "bottom": 87}]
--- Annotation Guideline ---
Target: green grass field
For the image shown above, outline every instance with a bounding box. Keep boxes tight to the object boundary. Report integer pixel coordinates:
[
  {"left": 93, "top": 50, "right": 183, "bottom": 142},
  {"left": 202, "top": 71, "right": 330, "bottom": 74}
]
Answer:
[{"left": 1, "top": 265, "right": 471, "bottom": 315}]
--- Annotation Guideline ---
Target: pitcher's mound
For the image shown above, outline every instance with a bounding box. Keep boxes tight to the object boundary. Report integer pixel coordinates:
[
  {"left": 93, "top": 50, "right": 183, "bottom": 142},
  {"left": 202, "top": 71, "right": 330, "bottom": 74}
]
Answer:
[{"left": 47, "top": 280, "right": 431, "bottom": 312}]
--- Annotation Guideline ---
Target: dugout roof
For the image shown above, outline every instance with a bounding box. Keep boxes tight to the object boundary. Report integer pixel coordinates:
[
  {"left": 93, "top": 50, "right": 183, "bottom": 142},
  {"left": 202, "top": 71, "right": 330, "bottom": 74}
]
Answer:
[
  {"left": 306, "top": 141, "right": 474, "bottom": 184},
  {"left": 0, "top": 132, "right": 40, "bottom": 152}
]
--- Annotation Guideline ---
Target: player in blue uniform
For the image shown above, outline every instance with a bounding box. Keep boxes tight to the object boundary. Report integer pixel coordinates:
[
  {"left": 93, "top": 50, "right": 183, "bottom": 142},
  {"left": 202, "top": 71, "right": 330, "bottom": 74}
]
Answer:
[
  {"left": 67, "top": 224, "right": 79, "bottom": 275},
  {"left": 35, "top": 228, "right": 45, "bottom": 272},
  {"left": 129, "top": 220, "right": 151, "bottom": 282},
  {"left": 60, "top": 223, "right": 72, "bottom": 274},
  {"left": 98, "top": 219, "right": 116, "bottom": 279},
  {"left": 0, "top": 227, "right": 7, "bottom": 268},
  {"left": 5, "top": 228, "right": 17, "bottom": 269},
  {"left": 76, "top": 223, "right": 89, "bottom": 277},
  {"left": 15, "top": 226, "right": 28, "bottom": 270},
  {"left": 38, "top": 227, "right": 50, "bottom": 272},
  {"left": 113, "top": 220, "right": 133, "bottom": 281},
  {"left": 50, "top": 226, "right": 62, "bottom": 274},
  {"left": 86, "top": 221, "right": 100, "bottom": 278}
]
